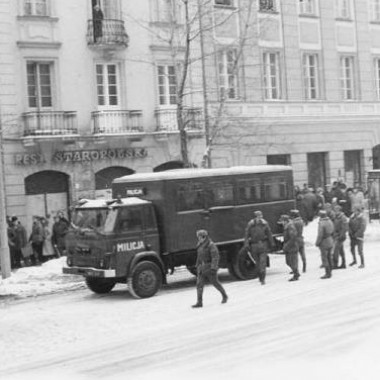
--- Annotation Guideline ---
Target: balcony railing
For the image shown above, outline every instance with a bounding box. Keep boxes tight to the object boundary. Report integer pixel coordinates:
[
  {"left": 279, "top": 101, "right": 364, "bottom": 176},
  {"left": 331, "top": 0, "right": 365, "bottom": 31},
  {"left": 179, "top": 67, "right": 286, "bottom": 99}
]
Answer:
[
  {"left": 87, "top": 19, "right": 129, "bottom": 47},
  {"left": 22, "top": 111, "right": 78, "bottom": 136},
  {"left": 92, "top": 110, "right": 143, "bottom": 134},
  {"left": 155, "top": 107, "right": 204, "bottom": 132}
]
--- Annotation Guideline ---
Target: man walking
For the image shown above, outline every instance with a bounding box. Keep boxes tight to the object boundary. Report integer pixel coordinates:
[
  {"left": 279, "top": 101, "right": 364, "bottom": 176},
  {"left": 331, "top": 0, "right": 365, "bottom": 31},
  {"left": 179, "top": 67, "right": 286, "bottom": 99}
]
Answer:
[
  {"left": 280, "top": 214, "right": 300, "bottom": 282},
  {"left": 332, "top": 205, "right": 348, "bottom": 269},
  {"left": 290, "top": 209, "right": 306, "bottom": 273},
  {"left": 244, "top": 210, "right": 274, "bottom": 285},
  {"left": 192, "top": 229, "right": 228, "bottom": 308},
  {"left": 316, "top": 210, "right": 334, "bottom": 279},
  {"left": 348, "top": 206, "right": 366, "bottom": 268}
]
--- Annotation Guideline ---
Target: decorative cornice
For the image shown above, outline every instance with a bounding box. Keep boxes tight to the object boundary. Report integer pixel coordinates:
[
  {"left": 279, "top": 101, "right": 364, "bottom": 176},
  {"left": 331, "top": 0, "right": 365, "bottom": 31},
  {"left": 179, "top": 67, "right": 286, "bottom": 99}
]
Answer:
[
  {"left": 16, "top": 41, "right": 62, "bottom": 49},
  {"left": 17, "top": 15, "right": 59, "bottom": 23}
]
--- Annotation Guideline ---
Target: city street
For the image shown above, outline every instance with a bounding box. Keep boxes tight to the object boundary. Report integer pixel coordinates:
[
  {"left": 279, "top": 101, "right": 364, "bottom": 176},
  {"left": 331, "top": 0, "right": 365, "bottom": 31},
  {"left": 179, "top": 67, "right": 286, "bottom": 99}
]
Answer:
[{"left": 1, "top": 222, "right": 380, "bottom": 380}]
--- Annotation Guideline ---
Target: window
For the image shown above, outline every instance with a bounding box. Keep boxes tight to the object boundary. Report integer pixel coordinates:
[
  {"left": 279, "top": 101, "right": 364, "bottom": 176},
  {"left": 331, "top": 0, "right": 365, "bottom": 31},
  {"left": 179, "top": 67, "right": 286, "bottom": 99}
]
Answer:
[
  {"left": 375, "top": 58, "right": 380, "bottom": 99},
  {"left": 372, "top": 0, "right": 380, "bottom": 22},
  {"left": 26, "top": 62, "right": 53, "bottom": 108},
  {"left": 118, "top": 208, "right": 143, "bottom": 232},
  {"left": 299, "top": 0, "right": 316, "bottom": 15},
  {"left": 267, "top": 154, "right": 291, "bottom": 166},
  {"left": 24, "top": 0, "right": 48, "bottom": 16},
  {"left": 208, "top": 183, "right": 234, "bottom": 207},
  {"left": 218, "top": 49, "right": 239, "bottom": 100},
  {"left": 237, "top": 180, "right": 262, "bottom": 204},
  {"left": 336, "top": 0, "right": 351, "bottom": 19},
  {"left": 215, "top": 0, "right": 233, "bottom": 6},
  {"left": 152, "top": 0, "right": 183, "bottom": 23},
  {"left": 263, "top": 52, "right": 281, "bottom": 100},
  {"left": 303, "top": 53, "right": 320, "bottom": 99},
  {"left": 340, "top": 56, "right": 355, "bottom": 100},
  {"left": 176, "top": 183, "right": 204, "bottom": 211},
  {"left": 259, "top": 0, "right": 276, "bottom": 12},
  {"left": 96, "top": 64, "right": 119, "bottom": 106},
  {"left": 264, "top": 177, "right": 288, "bottom": 201},
  {"left": 157, "top": 65, "right": 177, "bottom": 105}
]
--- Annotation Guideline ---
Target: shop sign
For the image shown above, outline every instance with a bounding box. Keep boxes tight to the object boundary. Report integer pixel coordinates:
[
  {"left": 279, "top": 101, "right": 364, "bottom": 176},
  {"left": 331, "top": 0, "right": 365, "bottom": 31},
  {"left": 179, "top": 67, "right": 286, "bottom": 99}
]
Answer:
[
  {"left": 15, "top": 148, "right": 148, "bottom": 165},
  {"left": 53, "top": 148, "right": 148, "bottom": 163}
]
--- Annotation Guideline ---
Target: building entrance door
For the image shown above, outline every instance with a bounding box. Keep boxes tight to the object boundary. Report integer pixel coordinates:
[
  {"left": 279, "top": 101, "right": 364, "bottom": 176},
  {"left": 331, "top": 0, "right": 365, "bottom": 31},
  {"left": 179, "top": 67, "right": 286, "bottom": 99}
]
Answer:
[
  {"left": 307, "top": 152, "right": 327, "bottom": 190},
  {"left": 25, "top": 171, "right": 69, "bottom": 233}
]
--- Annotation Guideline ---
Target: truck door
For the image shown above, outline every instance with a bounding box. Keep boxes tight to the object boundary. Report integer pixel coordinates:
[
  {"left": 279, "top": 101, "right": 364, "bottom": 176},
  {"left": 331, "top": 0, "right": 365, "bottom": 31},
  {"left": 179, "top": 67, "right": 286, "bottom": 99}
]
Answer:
[
  {"left": 114, "top": 207, "right": 145, "bottom": 276},
  {"left": 206, "top": 181, "right": 236, "bottom": 242}
]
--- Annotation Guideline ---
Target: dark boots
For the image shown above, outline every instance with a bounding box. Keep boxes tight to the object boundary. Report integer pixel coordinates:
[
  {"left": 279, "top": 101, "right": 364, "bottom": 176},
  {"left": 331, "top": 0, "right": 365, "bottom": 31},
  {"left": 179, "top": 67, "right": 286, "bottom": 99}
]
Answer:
[
  {"left": 321, "top": 268, "right": 332, "bottom": 279},
  {"left": 289, "top": 270, "right": 300, "bottom": 282},
  {"left": 192, "top": 289, "right": 203, "bottom": 308}
]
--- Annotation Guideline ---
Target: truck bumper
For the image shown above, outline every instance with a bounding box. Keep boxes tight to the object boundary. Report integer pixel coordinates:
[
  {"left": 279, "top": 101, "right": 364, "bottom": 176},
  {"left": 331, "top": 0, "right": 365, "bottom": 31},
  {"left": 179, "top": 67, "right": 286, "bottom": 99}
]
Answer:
[{"left": 63, "top": 266, "right": 116, "bottom": 278}]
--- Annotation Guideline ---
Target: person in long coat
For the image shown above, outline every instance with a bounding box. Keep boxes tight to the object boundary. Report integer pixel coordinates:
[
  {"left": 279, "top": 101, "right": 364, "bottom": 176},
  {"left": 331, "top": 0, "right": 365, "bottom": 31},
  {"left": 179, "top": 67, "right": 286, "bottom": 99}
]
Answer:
[
  {"left": 52, "top": 211, "right": 70, "bottom": 257},
  {"left": 348, "top": 206, "right": 367, "bottom": 268},
  {"left": 192, "top": 229, "right": 228, "bottom": 308},
  {"left": 290, "top": 209, "right": 306, "bottom": 273},
  {"left": 332, "top": 205, "right": 348, "bottom": 269},
  {"left": 13, "top": 217, "right": 27, "bottom": 267},
  {"left": 29, "top": 216, "right": 44, "bottom": 265},
  {"left": 316, "top": 210, "right": 334, "bottom": 279},
  {"left": 244, "top": 210, "right": 274, "bottom": 285},
  {"left": 280, "top": 215, "right": 300, "bottom": 281}
]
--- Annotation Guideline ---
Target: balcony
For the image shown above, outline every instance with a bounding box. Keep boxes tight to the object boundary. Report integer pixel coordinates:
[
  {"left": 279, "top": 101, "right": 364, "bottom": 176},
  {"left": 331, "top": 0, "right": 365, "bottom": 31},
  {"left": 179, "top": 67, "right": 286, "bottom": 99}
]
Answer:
[
  {"left": 155, "top": 107, "right": 204, "bottom": 133},
  {"left": 92, "top": 110, "right": 144, "bottom": 135},
  {"left": 22, "top": 111, "right": 78, "bottom": 137},
  {"left": 87, "top": 19, "right": 129, "bottom": 49}
]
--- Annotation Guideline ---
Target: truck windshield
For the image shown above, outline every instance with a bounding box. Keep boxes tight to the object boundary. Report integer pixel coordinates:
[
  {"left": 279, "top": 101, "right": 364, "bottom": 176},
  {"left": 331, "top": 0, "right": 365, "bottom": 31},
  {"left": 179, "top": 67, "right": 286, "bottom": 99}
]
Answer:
[{"left": 72, "top": 208, "right": 111, "bottom": 232}]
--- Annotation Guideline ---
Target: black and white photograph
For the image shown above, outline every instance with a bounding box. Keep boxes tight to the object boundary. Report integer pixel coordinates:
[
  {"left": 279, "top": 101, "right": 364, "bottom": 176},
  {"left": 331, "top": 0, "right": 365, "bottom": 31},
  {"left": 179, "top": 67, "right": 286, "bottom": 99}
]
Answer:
[{"left": 1, "top": 0, "right": 380, "bottom": 379}]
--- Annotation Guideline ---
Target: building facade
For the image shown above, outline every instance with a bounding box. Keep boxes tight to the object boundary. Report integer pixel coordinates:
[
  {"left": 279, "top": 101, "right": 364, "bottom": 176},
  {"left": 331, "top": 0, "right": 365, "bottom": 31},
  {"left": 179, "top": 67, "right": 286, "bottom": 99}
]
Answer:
[{"left": 0, "top": 0, "right": 380, "bottom": 232}]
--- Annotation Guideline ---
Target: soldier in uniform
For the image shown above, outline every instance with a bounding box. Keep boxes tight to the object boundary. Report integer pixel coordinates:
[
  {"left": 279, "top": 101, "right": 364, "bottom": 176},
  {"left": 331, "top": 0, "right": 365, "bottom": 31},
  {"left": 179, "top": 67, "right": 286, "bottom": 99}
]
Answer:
[
  {"left": 192, "top": 229, "right": 228, "bottom": 308},
  {"left": 316, "top": 210, "right": 334, "bottom": 279},
  {"left": 332, "top": 205, "right": 348, "bottom": 269},
  {"left": 280, "top": 214, "right": 300, "bottom": 282},
  {"left": 244, "top": 210, "right": 274, "bottom": 285},
  {"left": 290, "top": 209, "right": 306, "bottom": 273},
  {"left": 348, "top": 206, "right": 367, "bottom": 268}
]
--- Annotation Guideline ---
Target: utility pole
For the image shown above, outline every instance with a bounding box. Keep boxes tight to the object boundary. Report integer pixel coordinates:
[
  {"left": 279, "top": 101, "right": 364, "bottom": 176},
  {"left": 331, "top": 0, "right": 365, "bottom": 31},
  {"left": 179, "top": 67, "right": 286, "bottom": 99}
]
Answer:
[
  {"left": 0, "top": 105, "right": 11, "bottom": 279},
  {"left": 197, "top": 0, "right": 211, "bottom": 168}
]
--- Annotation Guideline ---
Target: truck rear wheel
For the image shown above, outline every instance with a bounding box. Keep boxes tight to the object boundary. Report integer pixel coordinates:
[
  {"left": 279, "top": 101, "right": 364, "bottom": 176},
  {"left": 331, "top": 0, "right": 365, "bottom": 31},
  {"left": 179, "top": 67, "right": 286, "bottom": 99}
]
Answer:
[
  {"left": 85, "top": 278, "right": 116, "bottom": 294},
  {"left": 128, "top": 261, "right": 162, "bottom": 298},
  {"left": 233, "top": 246, "right": 258, "bottom": 280}
]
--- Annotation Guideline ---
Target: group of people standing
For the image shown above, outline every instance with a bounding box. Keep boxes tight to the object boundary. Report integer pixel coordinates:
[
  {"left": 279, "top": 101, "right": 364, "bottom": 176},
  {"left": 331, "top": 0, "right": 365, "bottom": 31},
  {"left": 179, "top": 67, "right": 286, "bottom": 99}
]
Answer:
[
  {"left": 7, "top": 211, "right": 70, "bottom": 269},
  {"left": 192, "top": 180, "right": 368, "bottom": 308}
]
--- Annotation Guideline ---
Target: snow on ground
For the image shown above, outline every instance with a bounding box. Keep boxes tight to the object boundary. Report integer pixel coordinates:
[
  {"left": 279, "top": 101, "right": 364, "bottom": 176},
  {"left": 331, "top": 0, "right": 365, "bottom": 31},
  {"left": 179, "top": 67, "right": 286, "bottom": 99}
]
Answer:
[{"left": 0, "top": 216, "right": 378, "bottom": 299}]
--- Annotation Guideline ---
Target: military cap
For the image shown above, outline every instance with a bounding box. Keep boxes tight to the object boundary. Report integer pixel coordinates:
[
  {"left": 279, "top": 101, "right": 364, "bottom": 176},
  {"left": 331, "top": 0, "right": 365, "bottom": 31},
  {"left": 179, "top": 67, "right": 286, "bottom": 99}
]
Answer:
[
  {"left": 254, "top": 211, "right": 263, "bottom": 218},
  {"left": 290, "top": 209, "right": 299, "bottom": 217},
  {"left": 280, "top": 214, "right": 290, "bottom": 222},
  {"left": 319, "top": 210, "right": 327, "bottom": 217}
]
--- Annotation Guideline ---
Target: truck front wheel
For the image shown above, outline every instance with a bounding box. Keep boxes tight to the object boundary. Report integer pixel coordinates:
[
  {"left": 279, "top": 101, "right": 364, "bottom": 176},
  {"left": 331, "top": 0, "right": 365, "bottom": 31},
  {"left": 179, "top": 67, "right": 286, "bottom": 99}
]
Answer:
[
  {"left": 233, "top": 246, "right": 258, "bottom": 280},
  {"left": 128, "top": 261, "right": 162, "bottom": 298},
  {"left": 85, "top": 278, "right": 116, "bottom": 294}
]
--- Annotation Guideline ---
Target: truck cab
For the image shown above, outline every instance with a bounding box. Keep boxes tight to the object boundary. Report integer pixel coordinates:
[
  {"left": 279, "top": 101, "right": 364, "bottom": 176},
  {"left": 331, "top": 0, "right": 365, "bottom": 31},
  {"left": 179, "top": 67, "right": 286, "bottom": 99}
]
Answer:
[{"left": 63, "top": 197, "right": 165, "bottom": 298}]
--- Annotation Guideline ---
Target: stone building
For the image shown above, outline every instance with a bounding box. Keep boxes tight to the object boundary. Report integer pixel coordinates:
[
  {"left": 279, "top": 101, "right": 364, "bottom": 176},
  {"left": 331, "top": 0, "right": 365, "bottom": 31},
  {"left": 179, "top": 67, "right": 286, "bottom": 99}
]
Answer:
[{"left": 0, "top": 0, "right": 380, "bottom": 232}]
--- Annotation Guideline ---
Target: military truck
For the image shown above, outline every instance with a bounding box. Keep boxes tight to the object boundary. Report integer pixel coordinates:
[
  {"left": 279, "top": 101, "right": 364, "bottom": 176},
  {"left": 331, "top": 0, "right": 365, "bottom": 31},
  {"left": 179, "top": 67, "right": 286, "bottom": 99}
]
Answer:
[{"left": 63, "top": 165, "right": 295, "bottom": 298}]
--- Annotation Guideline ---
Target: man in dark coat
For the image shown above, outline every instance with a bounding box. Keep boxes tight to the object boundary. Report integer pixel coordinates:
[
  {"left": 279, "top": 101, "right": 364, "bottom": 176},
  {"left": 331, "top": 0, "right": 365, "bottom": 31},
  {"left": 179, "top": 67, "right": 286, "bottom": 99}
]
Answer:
[
  {"left": 332, "top": 205, "right": 348, "bottom": 269},
  {"left": 290, "top": 209, "right": 306, "bottom": 272},
  {"left": 280, "top": 215, "right": 300, "bottom": 282},
  {"left": 348, "top": 207, "right": 367, "bottom": 268},
  {"left": 12, "top": 217, "right": 28, "bottom": 268},
  {"left": 316, "top": 210, "right": 334, "bottom": 279},
  {"left": 301, "top": 188, "right": 318, "bottom": 223},
  {"left": 244, "top": 210, "right": 274, "bottom": 285},
  {"left": 29, "top": 215, "right": 44, "bottom": 265},
  {"left": 52, "top": 211, "right": 70, "bottom": 257},
  {"left": 192, "top": 229, "right": 228, "bottom": 308}
]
